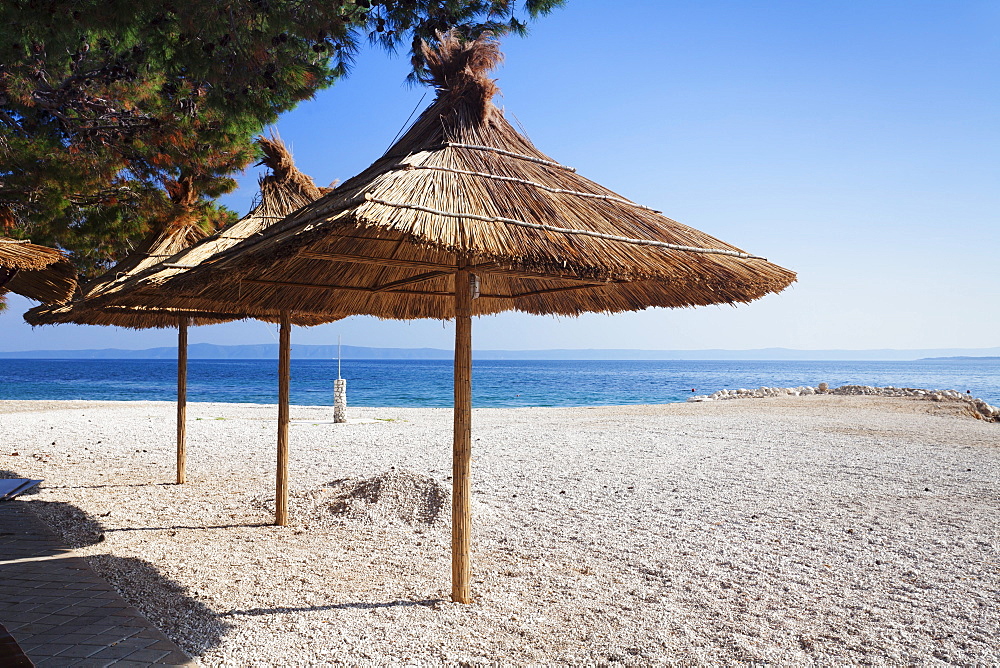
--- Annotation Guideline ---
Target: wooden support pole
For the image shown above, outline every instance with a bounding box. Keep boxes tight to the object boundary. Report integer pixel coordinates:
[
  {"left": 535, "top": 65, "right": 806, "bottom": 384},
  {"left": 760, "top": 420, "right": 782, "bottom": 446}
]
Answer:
[
  {"left": 176, "top": 318, "right": 187, "bottom": 484},
  {"left": 275, "top": 312, "right": 291, "bottom": 526},
  {"left": 452, "top": 267, "right": 473, "bottom": 603}
]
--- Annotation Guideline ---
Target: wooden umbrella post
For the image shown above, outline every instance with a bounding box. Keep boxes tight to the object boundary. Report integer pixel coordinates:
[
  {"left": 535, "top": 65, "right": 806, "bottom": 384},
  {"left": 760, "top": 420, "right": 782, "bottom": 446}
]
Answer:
[
  {"left": 452, "top": 267, "right": 473, "bottom": 603},
  {"left": 275, "top": 311, "right": 291, "bottom": 526},
  {"left": 176, "top": 317, "right": 187, "bottom": 484}
]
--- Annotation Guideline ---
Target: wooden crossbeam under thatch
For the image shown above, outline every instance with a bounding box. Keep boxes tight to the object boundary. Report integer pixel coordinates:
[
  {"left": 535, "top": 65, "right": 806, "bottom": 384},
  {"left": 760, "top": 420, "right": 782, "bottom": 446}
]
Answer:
[
  {"left": 372, "top": 270, "right": 452, "bottom": 293},
  {"left": 238, "top": 276, "right": 609, "bottom": 300},
  {"left": 241, "top": 277, "right": 457, "bottom": 297},
  {"left": 298, "top": 250, "right": 615, "bottom": 285},
  {"left": 299, "top": 250, "right": 453, "bottom": 272}
]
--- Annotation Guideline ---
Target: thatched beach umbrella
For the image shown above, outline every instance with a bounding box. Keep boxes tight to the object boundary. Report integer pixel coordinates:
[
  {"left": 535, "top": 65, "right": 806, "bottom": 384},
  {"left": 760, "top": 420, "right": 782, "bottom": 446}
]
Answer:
[
  {"left": 117, "top": 33, "right": 796, "bottom": 602},
  {"left": 26, "top": 137, "right": 335, "bottom": 490},
  {"left": 27, "top": 137, "right": 328, "bottom": 328},
  {"left": 79, "top": 135, "right": 333, "bottom": 324},
  {"left": 0, "top": 238, "right": 77, "bottom": 304}
]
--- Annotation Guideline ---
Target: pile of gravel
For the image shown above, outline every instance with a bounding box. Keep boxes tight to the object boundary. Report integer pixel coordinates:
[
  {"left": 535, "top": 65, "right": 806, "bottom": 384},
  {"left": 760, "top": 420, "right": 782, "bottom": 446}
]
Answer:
[{"left": 255, "top": 469, "right": 449, "bottom": 528}]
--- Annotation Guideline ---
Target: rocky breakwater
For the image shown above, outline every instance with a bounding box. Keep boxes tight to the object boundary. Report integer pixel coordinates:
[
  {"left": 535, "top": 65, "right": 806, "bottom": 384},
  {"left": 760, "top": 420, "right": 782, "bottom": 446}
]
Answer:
[{"left": 688, "top": 384, "right": 1000, "bottom": 422}]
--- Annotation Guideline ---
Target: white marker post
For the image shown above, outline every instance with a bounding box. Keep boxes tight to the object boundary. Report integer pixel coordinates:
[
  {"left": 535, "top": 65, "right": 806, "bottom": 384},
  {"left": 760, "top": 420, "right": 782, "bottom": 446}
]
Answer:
[{"left": 334, "top": 335, "right": 347, "bottom": 423}]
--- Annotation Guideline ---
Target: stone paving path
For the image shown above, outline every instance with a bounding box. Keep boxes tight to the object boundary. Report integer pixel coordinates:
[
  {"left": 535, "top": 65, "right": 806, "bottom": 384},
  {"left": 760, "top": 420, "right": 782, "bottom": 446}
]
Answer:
[{"left": 0, "top": 502, "right": 195, "bottom": 667}]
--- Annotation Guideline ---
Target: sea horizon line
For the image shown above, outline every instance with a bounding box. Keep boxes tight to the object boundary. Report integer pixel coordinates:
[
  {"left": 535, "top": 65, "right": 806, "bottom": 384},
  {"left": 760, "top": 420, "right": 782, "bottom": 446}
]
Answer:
[{"left": 1, "top": 343, "right": 999, "bottom": 362}]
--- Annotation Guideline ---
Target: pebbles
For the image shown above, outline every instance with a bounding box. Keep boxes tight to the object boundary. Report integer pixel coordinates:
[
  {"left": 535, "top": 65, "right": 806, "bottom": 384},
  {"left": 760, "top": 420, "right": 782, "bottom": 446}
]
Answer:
[{"left": 1, "top": 397, "right": 998, "bottom": 664}]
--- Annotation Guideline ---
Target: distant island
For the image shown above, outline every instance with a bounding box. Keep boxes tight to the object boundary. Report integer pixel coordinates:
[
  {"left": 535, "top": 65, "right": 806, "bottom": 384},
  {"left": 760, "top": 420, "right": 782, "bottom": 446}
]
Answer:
[{"left": 2, "top": 344, "right": 1000, "bottom": 361}]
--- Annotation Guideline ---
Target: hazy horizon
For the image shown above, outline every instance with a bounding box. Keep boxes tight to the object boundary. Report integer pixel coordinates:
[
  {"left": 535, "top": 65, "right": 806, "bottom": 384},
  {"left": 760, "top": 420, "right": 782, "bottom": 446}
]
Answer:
[{"left": 2, "top": 341, "right": 999, "bottom": 362}]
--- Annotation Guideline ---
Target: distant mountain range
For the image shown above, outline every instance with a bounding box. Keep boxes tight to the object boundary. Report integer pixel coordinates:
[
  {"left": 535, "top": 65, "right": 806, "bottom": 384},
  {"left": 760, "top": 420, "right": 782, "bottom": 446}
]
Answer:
[{"left": 1, "top": 344, "right": 999, "bottom": 361}]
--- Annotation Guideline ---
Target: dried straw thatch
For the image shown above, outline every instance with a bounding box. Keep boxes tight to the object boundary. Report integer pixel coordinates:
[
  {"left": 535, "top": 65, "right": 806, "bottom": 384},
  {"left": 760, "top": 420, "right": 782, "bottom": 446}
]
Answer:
[
  {"left": 0, "top": 238, "right": 77, "bottom": 304},
  {"left": 24, "top": 203, "right": 217, "bottom": 327},
  {"left": 121, "top": 32, "right": 795, "bottom": 321},
  {"left": 25, "top": 136, "right": 336, "bottom": 329},
  {"left": 0, "top": 238, "right": 66, "bottom": 272}
]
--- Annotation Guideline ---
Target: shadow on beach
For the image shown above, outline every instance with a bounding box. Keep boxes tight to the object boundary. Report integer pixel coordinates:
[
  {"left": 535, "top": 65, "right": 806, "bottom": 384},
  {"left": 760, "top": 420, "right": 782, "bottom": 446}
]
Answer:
[
  {"left": 104, "top": 522, "right": 272, "bottom": 533},
  {"left": 221, "top": 598, "right": 444, "bottom": 618},
  {"left": 16, "top": 497, "right": 230, "bottom": 658},
  {"left": 24, "top": 499, "right": 107, "bottom": 547},
  {"left": 2, "top": 469, "right": 175, "bottom": 496},
  {"left": 88, "top": 554, "right": 231, "bottom": 657},
  {"left": 43, "top": 482, "right": 175, "bottom": 491}
]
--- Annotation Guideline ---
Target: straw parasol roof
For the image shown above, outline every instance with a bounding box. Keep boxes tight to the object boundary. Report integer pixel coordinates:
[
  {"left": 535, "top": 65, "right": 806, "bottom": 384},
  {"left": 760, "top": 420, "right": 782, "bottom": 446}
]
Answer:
[
  {"left": 0, "top": 238, "right": 77, "bottom": 304},
  {"left": 112, "top": 34, "right": 795, "bottom": 320},
  {"left": 129, "top": 32, "right": 796, "bottom": 603},
  {"left": 25, "top": 137, "right": 335, "bottom": 329}
]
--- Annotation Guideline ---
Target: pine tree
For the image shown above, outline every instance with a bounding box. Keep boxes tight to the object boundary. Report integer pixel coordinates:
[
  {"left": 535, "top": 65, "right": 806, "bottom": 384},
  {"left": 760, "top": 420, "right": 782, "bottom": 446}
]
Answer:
[{"left": 0, "top": 0, "right": 564, "bottom": 281}]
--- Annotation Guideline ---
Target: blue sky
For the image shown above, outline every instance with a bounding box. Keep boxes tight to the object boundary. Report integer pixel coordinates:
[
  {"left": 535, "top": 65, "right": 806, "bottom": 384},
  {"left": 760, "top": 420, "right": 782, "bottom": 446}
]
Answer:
[{"left": 3, "top": 0, "right": 998, "bottom": 351}]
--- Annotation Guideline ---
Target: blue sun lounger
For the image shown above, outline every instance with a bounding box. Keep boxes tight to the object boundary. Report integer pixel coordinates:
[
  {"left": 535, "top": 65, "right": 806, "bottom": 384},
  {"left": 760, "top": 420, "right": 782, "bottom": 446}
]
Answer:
[{"left": 0, "top": 479, "right": 42, "bottom": 502}]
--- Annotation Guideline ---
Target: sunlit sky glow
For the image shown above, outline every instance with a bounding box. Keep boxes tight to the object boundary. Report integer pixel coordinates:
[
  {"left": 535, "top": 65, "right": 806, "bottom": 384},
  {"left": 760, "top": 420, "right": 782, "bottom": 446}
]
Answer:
[{"left": 3, "top": 0, "right": 997, "bottom": 352}]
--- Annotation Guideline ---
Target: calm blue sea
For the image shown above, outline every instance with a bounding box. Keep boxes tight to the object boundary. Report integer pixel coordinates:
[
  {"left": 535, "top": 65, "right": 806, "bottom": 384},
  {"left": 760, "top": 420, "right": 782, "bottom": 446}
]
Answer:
[{"left": 0, "top": 358, "right": 998, "bottom": 407}]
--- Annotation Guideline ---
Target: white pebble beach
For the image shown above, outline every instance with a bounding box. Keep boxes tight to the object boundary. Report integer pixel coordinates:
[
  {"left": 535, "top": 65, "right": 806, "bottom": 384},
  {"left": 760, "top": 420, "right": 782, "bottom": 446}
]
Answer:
[{"left": 2, "top": 395, "right": 998, "bottom": 665}]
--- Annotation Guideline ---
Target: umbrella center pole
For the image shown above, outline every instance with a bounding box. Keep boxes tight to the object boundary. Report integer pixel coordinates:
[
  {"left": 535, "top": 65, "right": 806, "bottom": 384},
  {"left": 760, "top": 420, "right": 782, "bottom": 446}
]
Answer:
[
  {"left": 452, "top": 268, "right": 474, "bottom": 603},
  {"left": 176, "top": 318, "right": 187, "bottom": 485},
  {"left": 276, "top": 312, "right": 292, "bottom": 526}
]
